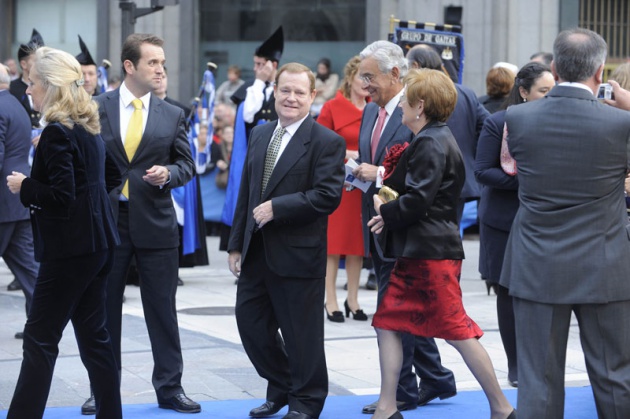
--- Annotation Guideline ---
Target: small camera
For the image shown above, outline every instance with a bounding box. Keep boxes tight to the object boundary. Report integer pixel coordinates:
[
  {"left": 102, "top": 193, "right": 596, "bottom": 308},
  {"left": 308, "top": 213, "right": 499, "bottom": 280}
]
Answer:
[{"left": 597, "top": 83, "right": 614, "bottom": 100}]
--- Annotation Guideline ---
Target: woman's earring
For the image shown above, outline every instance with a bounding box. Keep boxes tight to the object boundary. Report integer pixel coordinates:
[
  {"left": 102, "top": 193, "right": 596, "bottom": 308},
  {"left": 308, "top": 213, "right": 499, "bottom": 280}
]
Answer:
[
  {"left": 523, "top": 97, "right": 527, "bottom": 102},
  {"left": 416, "top": 115, "right": 420, "bottom": 120}
]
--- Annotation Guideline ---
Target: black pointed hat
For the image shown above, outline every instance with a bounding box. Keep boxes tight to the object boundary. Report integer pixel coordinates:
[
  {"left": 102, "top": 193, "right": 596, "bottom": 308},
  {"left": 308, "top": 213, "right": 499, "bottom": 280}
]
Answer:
[
  {"left": 75, "top": 35, "right": 96, "bottom": 66},
  {"left": 18, "top": 28, "right": 45, "bottom": 61},
  {"left": 255, "top": 26, "right": 284, "bottom": 62}
]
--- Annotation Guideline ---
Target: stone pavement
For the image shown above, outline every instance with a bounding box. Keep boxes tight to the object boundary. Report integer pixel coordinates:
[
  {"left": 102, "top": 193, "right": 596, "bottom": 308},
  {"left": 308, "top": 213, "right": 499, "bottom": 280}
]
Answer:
[{"left": 0, "top": 236, "right": 589, "bottom": 411}]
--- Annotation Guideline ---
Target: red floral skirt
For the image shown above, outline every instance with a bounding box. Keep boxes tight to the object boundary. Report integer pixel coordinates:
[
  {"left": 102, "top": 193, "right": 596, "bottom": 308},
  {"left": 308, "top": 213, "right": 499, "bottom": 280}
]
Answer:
[{"left": 372, "top": 258, "right": 483, "bottom": 340}]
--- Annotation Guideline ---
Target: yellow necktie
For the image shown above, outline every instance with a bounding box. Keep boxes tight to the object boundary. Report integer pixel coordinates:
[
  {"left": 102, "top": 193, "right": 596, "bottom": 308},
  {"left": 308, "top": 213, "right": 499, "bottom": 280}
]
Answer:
[{"left": 122, "top": 98, "right": 143, "bottom": 198}]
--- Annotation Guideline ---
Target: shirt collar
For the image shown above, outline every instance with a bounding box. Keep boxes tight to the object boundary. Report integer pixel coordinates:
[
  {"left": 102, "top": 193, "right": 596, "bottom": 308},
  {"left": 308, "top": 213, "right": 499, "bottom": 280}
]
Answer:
[
  {"left": 276, "top": 114, "right": 310, "bottom": 137},
  {"left": 558, "top": 82, "right": 594, "bottom": 94},
  {"left": 120, "top": 81, "right": 151, "bottom": 110},
  {"left": 383, "top": 88, "right": 404, "bottom": 116}
]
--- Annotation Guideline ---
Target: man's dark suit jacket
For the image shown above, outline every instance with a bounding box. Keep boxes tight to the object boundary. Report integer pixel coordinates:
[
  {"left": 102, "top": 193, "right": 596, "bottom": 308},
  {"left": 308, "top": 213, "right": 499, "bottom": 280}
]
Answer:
[
  {"left": 228, "top": 117, "right": 345, "bottom": 278},
  {"left": 0, "top": 90, "right": 32, "bottom": 224},
  {"left": 19, "top": 123, "right": 120, "bottom": 262},
  {"left": 474, "top": 110, "right": 519, "bottom": 233},
  {"left": 9, "top": 78, "right": 40, "bottom": 127},
  {"left": 357, "top": 101, "right": 414, "bottom": 256},
  {"left": 447, "top": 84, "right": 489, "bottom": 200},
  {"left": 95, "top": 90, "right": 194, "bottom": 249}
]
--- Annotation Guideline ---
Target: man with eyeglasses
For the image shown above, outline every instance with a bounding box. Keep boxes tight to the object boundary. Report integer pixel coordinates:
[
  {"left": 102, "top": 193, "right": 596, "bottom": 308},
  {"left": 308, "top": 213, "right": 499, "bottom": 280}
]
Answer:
[{"left": 352, "top": 40, "right": 457, "bottom": 415}]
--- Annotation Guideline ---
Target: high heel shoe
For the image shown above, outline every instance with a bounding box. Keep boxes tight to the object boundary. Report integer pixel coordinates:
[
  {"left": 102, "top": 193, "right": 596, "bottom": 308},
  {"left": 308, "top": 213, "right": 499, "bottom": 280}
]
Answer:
[
  {"left": 506, "top": 409, "right": 517, "bottom": 419},
  {"left": 344, "top": 300, "right": 368, "bottom": 321},
  {"left": 388, "top": 411, "right": 403, "bottom": 419},
  {"left": 485, "top": 280, "right": 498, "bottom": 295},
  {"left": 325, "top": 303, "right": 344, "bottom": 323}
]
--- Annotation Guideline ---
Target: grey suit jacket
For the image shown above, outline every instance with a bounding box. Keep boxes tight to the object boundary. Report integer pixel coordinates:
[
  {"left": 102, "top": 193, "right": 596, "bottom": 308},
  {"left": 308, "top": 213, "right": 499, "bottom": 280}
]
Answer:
[
  {"left": 0, "top": 90, "right": 32, "bottom": 223},
  {"left": 357, "top": 102, "right": 414, "bottom": 255},
  {"left": 96, "top": 89, "right": 194, "bottom": 249},
  {"left": 228, "top": 117, "right": 345, "bottom": 278},
  {"left": 500, "top": 85, "right": 630, "bottom": 304}
]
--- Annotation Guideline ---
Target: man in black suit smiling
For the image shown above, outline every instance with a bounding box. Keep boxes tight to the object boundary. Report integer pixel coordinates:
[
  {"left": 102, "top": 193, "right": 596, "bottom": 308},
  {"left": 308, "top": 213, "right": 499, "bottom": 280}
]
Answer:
[
  {"left": 228, "top": 62, "right": 345, "bottom": 419},
  {"left": 82, "top": 33, "right": 198, "bottom": 414}
]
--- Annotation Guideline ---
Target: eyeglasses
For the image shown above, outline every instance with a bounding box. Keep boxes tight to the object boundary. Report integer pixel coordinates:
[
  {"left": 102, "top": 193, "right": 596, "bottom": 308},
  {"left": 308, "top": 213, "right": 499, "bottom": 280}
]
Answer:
[{"left": 359, "top": 74, "right": 377, "bottom": 84}]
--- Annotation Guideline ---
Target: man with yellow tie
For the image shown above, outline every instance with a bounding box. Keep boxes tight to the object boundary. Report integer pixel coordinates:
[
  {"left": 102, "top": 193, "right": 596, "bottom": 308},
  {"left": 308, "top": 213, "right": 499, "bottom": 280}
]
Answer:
[{"left": 81, "top": 33, "right": 198, "bottom": 415}]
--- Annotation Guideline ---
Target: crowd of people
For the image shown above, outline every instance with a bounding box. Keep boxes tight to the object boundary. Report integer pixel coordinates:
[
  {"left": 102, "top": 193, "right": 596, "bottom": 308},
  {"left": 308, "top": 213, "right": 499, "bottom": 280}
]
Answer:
[{"left": 2, "top": 23, "right": 630, "bottom": 419}]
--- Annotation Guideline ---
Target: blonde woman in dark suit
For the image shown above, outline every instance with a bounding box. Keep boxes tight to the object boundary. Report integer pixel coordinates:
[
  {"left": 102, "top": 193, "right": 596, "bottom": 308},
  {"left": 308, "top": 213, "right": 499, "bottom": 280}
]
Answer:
[{"left": 6, "top": 46, "right": 122, "bottom": 419}]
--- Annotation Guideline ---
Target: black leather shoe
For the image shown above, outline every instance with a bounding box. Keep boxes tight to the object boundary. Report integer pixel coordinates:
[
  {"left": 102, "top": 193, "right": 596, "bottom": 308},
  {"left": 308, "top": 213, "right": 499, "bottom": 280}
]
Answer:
[
  {"left": 417, "top": 388, "right": 457, "bottom": 406},
  {"left": 325, "top": 304, "right": 344, "bottom": 323},
  {"left": 344, "top": 299, "right": 368, "bottom": 321},
  {"left": 365, "top": 273, "right": 377, "bottom": 290},
  {"left": 250, "top": 400, "right": 287, "bottom": 417},
  {"left": 362, "top": 400, "right": 416, "bottom": 414},
  {"left": 158, "top": 393, "right": 201, "bottom": 413},
  {"left": 508, "top": 379, "right": 518, "bottom": 388},
  {"left": 81, "top": 394, "right": 96, "bottom": 415},
  {"left": 177, "top": 277, "right": 184, "bottom": 286},
  {"left": 14, "top": 331, "right": 24, "bottom": 339},
  {"left": 7, "top": 279, "right": 21, "bottom": 291},
  {"left": 282, "top": 411, "right": 314, "bottom": 419}
]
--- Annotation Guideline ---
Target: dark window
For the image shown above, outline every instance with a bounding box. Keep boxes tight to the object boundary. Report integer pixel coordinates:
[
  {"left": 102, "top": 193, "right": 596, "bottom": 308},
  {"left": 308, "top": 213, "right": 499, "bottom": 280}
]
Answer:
[
  {"left": 579, "top": 0, "right": 629, "bottom": 60},
  {"left": 198, "top": 0, "right": 366, "bottom": 84},
  {"left": 200, "top": 0, "right": 366, "bottom": 42}
]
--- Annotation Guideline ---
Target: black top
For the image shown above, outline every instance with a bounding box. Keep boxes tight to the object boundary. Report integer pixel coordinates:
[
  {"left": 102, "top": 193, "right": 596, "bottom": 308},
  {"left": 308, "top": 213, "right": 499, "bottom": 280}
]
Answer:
[{"left": 379, "top": 122, "right": 465, "bottom": 260}]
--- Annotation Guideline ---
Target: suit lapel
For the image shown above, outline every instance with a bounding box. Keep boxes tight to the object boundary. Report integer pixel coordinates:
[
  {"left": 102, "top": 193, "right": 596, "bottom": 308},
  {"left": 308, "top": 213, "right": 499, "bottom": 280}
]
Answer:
[
  {"left": 374, "top": 105, "right": 403, "bottom": 163},
  {"left": 360, "top": 104, "right": 378, "bottom": 164},
  {"left": 260, "top": 118, "right": 311, "bottom": 200},
  {"left": 251, "top": 122, "right": 276, "bottom": 200},
  {"left": 132, "top": 95, "right": 162, "bottom": 162},
  {"left": 103, "top": 91, "right": 126, "bottom": 158}
]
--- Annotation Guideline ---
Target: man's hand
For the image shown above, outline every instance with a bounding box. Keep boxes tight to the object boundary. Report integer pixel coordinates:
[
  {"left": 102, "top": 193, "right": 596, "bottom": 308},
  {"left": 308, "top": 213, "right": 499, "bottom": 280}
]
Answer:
[
  {"left": 255, "top": 60, "right": 274, "bottom": 83},
  {"left": 253, "top": 200, "right": 274, "bottom": 229},
  {"left": 143, "top": 165, "right": 170, "bottom": 186},
  {"left": 352, "top": 163, "right": 378, "bottom": 182},
  {"left": 6, "top": 171, "right": 26, "bottom": 194},
  {"left": 605, "top": 80, "right": 630, "bottom": 111},
  {"left": 228, "top": 251, "right": 242, "bottom": 278}
]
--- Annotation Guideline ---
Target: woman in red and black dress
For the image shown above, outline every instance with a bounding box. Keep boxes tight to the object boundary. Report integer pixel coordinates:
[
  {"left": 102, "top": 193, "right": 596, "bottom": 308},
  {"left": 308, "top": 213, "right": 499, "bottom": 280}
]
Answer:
[
  {"left": 318, "top": 56, "right": 370, "bottom": 322},
  {"left": 367, "top": 69, "right": 515, "bottom": 419}
]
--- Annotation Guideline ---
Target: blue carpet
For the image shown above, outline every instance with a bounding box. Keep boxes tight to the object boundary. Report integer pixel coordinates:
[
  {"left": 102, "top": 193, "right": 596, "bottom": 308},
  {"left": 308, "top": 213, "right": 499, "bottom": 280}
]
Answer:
[{"left": 0, "top": 387, "right": 597, "bottom": 418}]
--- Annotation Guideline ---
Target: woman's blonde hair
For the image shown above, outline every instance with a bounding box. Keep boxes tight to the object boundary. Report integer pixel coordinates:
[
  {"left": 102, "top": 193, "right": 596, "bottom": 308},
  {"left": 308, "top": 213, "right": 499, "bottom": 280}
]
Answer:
[
  {"left": 33, "top": 47, "right": 100, "bottom": 135},
  {"left": 610, "top": 62, "right": 630, "bottom": 90},
  {"left": 340, "top": 56, "right": 361, "bottom": 99}
]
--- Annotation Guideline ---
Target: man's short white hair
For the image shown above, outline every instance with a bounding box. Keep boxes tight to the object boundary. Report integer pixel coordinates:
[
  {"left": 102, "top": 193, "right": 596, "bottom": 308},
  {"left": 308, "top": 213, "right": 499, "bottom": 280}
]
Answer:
[{"left": 360, "top": 40, "right": 408, "bottom": 79}]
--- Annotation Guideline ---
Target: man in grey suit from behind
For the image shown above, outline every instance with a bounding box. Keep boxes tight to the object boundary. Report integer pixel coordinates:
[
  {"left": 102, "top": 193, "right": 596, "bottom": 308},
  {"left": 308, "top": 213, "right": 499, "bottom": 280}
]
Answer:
[
  {"left": 0, "top": 63, "right": 38, "bottom": 339},
  {"left": 501, "top": 27, "right": 630, "bottom": 419}
]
